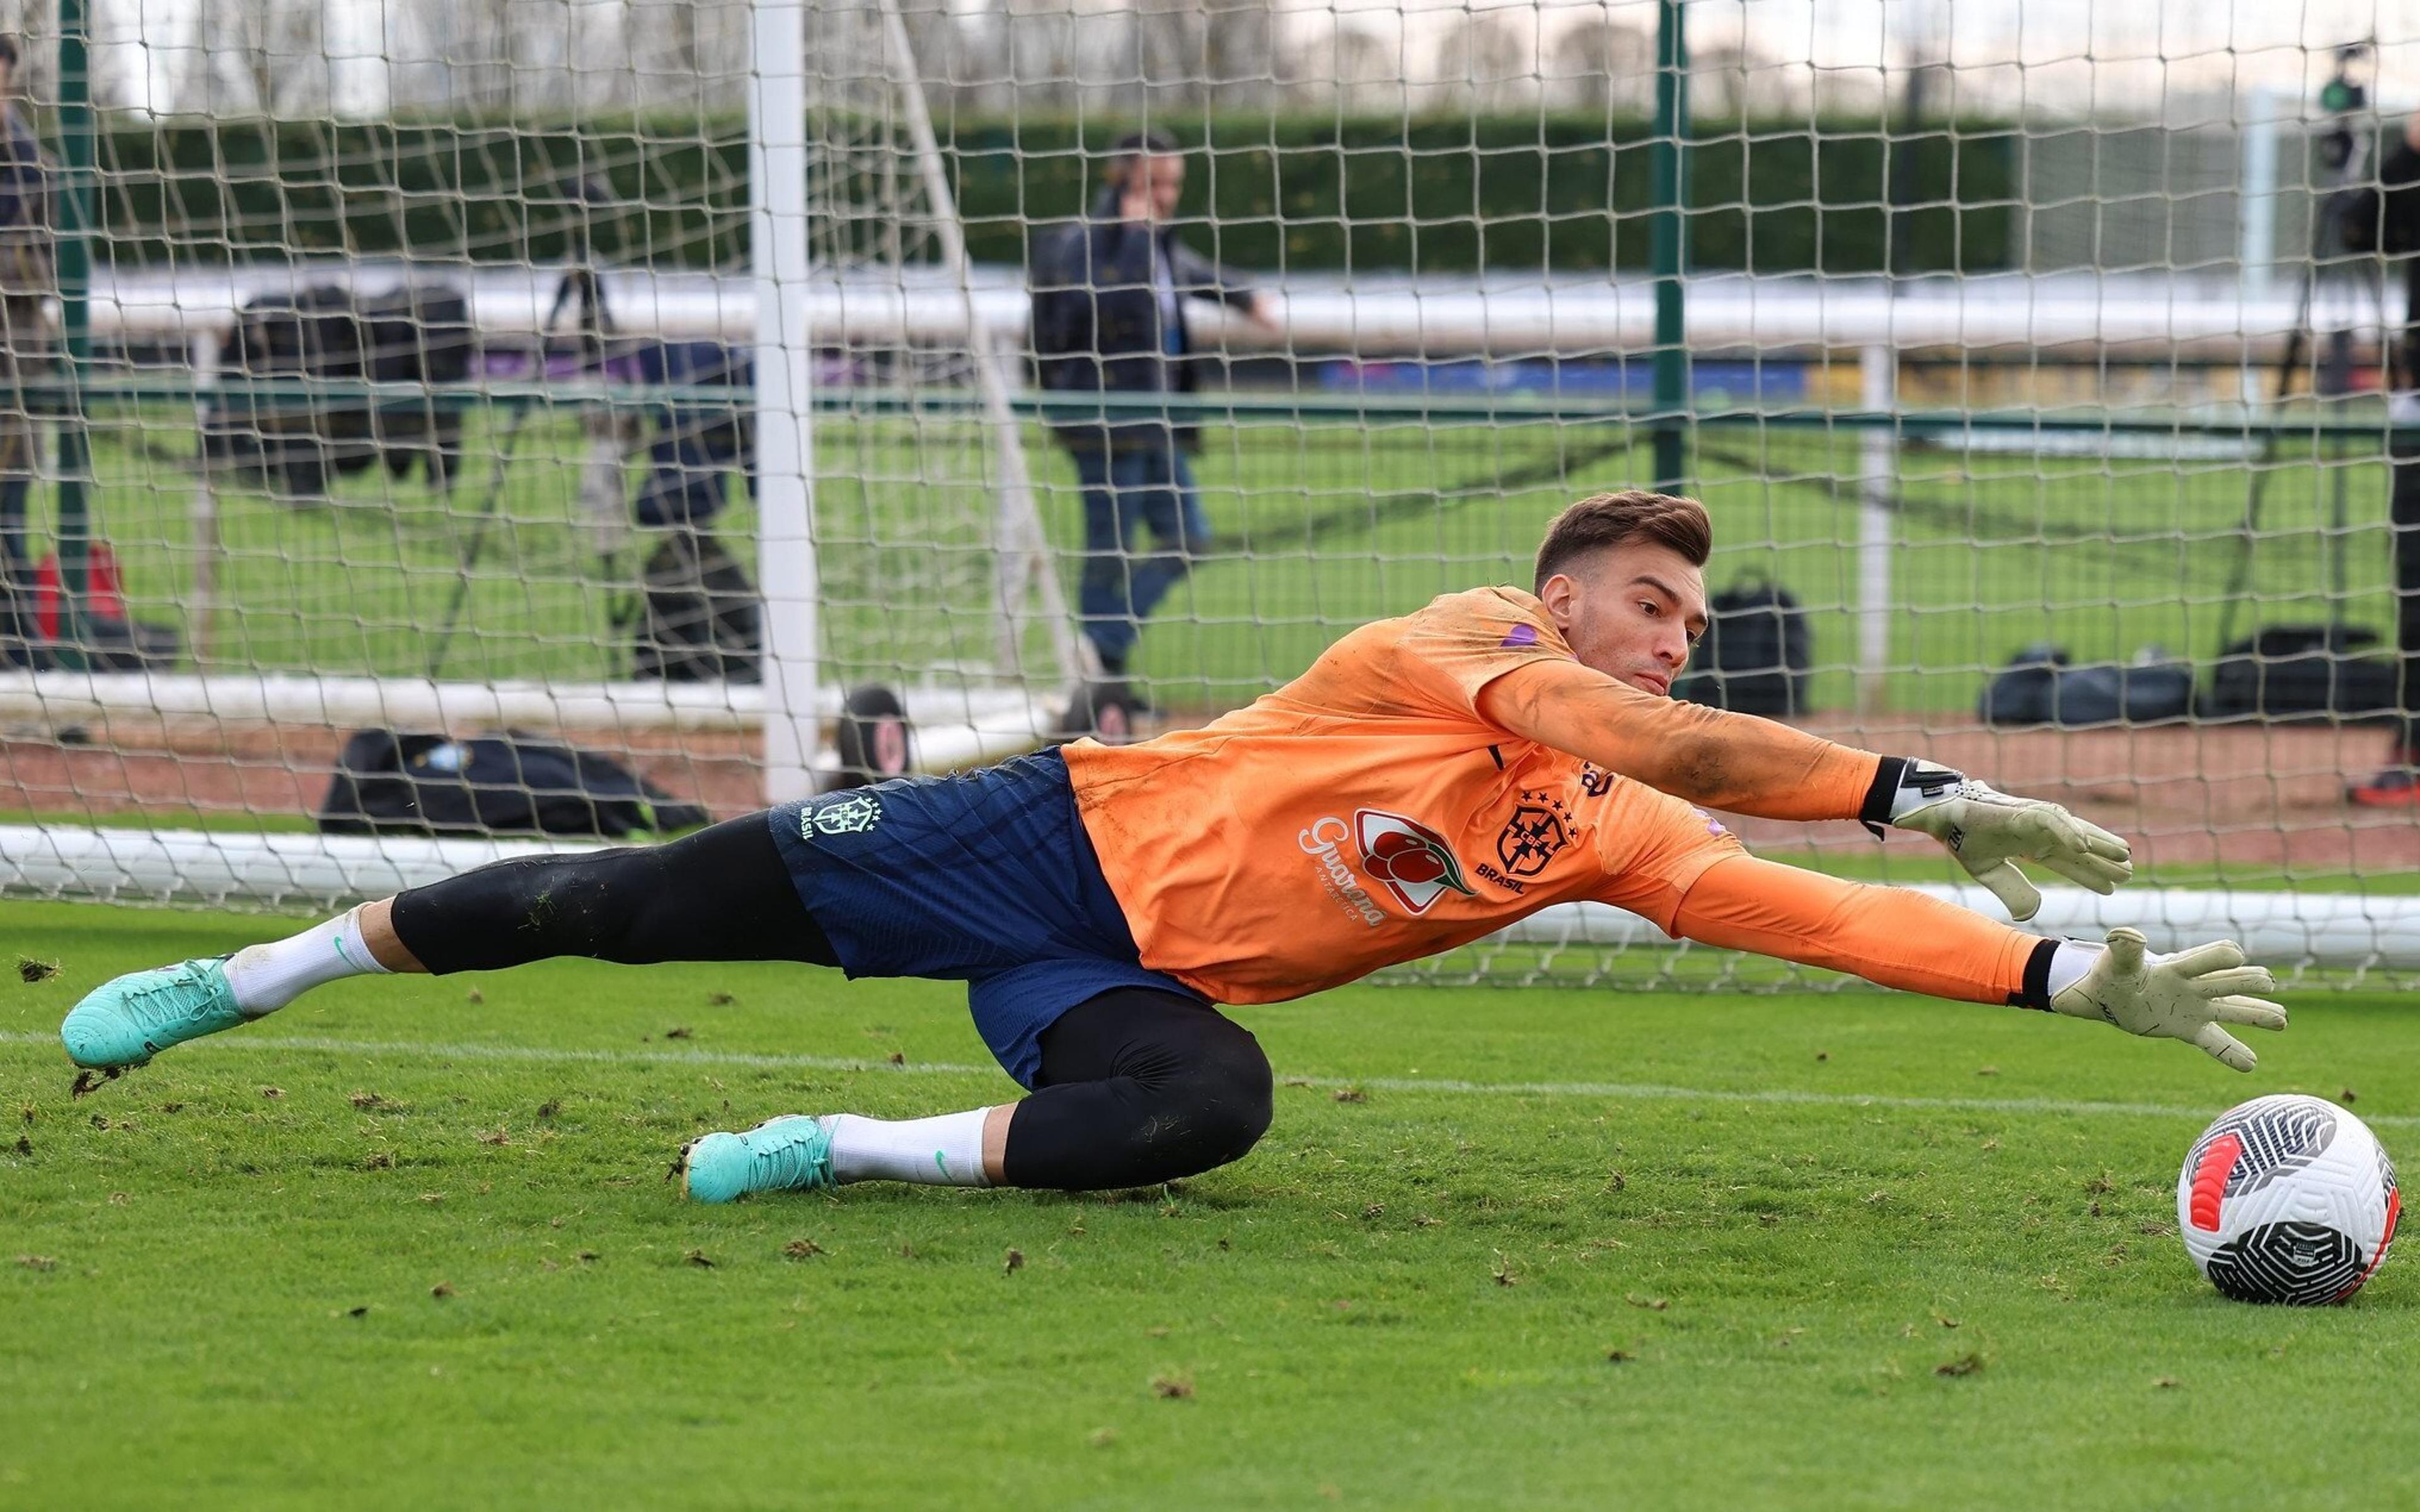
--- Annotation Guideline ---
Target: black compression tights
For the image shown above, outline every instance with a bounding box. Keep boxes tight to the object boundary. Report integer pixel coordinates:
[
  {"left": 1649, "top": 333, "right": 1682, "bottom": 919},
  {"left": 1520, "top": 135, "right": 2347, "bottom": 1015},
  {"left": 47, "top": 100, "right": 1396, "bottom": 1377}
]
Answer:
[
  {"left": 1006, "top": 988, "right": 1272, "bottom": 1191},
  {"left": 384, "top": 817, "right": 1273, "bottom": 1189},
  {"left": 389, "top": 814, "right": 843, "bottom": 971}
]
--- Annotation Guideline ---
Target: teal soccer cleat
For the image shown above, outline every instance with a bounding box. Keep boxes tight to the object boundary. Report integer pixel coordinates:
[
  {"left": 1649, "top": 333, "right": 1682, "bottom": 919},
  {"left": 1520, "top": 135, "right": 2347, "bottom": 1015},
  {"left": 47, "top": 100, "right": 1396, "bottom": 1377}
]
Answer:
[
  {"left": 679, "top": 1115, "right": 836, "bottom": 1203},
  {"left": 60, "top": 958, "right": 248, "bottom": 1070}
]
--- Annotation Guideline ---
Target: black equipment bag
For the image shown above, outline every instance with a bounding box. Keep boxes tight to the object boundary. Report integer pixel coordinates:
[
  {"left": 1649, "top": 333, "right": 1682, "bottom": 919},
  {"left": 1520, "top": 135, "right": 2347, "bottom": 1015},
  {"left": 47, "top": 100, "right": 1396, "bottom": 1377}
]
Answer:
[
  {"left": 206, "top": 282, "right": 473, "bottom": 497},
  {"left": 1673, "top": 577, "right": 1812, "bottom": 716},
  {"left": 359, "top": 284, "right": 474, "bottom": 492},
  {"left": 205, "top": 285, "right": 369, "bottom": 497},
  {"left": 2202, "top": 624, "right": 2402, "bottom": 723},
  {"left": 360, "top": 284, "right": 475, "bottom": 386},
  {"left": 318, "top": 730, "right": 709, "bottom": 839},
  {"left": 1979, "top": 644, "right": 2065, "bottom": 726},
  {"left": 631, "top": 529, "right": 763, "bottom": 683},
  {"left": 1980, "top": 643, "right": 2194, "bottom": 728}
]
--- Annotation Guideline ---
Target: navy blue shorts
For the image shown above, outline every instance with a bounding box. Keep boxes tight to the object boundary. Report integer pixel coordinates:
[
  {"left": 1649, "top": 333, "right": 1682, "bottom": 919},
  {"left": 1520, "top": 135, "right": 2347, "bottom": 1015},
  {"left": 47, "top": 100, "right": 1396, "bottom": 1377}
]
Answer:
[{"left": 766, "top": 747, "right": 1202, "bottom": 1088}]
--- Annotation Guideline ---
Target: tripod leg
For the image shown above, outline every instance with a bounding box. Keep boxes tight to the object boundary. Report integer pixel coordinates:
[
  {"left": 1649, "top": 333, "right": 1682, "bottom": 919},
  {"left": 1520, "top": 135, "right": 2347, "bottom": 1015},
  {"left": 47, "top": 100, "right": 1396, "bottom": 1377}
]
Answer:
[
  {"left": 423, "top": 399, "right": 534, "bottom": 679},
  {"left": 2216, "top": 268, "right": 2322, "bottom": 655},
  {"left": 425, "top": 266, "right": 596, "bottom": 679}
]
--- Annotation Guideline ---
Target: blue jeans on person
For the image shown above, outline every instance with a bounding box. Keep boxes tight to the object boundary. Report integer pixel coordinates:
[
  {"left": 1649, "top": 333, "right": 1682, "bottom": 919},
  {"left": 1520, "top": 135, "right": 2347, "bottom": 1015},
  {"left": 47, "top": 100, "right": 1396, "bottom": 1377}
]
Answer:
[{"left": 1071, "top": 443, "right": 1209, "bottom": 670}]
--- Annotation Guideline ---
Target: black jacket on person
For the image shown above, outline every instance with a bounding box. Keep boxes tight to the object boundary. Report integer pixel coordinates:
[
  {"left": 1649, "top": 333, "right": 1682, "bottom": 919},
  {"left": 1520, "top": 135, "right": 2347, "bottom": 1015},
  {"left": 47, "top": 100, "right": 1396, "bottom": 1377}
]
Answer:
[
  {"left": 0, "top": 106, "right": 42, "bottom": 231},
  {"left": 2344, "top": 131, "right": 2420, "bottom": 747},
  {"left": 1027, "top": 187, "right": 1257, "bottom": 450},
  {"left": 0, "top": 103, "right": 50, "bottom": 300},
  {"left": 633, "top": 340, "right": 754, "bottom": 529},
  {"left": 2343, "top": 133, "right": 2420, "bottom": 381}
]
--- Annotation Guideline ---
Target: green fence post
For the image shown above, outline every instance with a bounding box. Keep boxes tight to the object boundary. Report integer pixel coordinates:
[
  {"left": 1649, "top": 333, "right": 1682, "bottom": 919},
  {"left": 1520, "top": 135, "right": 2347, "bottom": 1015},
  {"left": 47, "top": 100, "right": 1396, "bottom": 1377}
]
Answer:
[
  {"left": 1650, "top": 0, "right": 1690, "bottom": 493},
  {"left": 50, "top": 0, "right": 93, "bottom": 667}
]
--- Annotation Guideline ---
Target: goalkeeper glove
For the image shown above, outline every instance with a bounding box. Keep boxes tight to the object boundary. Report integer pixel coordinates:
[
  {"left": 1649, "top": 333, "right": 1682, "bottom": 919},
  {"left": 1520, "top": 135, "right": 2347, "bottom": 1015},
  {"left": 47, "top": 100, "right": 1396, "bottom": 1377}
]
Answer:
[
  {"left": 1872, "top": 760, "right": 2133, "bottom": 922},
  {"left": 2046, "top": 927, "right": 2286, "bottom": 1072}
]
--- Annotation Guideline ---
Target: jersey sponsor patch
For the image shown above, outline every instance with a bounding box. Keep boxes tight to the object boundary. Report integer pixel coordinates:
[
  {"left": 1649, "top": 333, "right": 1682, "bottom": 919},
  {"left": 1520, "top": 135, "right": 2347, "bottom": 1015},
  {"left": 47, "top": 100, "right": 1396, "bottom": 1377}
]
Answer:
[
  {"left": 1352, "top": 808, "right": 1475, "bottom": 915},
  {"left": 1299, "top": 816, "right": 1387, "bottom": 927}
]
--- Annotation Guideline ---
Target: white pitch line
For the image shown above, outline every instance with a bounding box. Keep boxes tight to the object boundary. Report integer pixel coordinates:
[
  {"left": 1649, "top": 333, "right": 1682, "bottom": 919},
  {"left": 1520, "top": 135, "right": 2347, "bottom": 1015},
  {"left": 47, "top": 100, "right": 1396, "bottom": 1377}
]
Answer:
[
  {"left": 4, "top": 1028, "right": 2403, "bottom": 1128},
  {"left": 1335, "top": 1074, "right": 2420, "bottom": 1130},
  {"left": 0, "top": 1029, "right": 998, "bottom": 1079}
]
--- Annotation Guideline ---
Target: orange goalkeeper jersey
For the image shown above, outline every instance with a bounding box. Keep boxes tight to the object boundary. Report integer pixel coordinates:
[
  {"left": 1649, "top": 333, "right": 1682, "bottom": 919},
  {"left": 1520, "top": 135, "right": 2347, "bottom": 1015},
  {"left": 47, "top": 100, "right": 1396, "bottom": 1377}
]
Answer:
[{"left": 1063, "top": 586, "right": 1876, "bottom": 1004}]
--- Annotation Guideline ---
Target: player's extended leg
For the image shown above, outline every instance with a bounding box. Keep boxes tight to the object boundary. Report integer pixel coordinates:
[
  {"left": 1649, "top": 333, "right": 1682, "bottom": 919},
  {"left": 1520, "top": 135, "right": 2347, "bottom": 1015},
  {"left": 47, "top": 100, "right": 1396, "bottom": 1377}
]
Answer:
[
  {"left": 59, "top": 813, "right": 835, "bottom": 1069},
  {"left": 679, "top": 985, "right": 1273, "bottom": 1200}
]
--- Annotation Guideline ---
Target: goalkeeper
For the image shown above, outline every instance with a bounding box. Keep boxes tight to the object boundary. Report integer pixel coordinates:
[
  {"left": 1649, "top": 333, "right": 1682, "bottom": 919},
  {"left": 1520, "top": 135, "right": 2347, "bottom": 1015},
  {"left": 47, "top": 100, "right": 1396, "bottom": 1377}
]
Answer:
[{"left": 60, "top": 491, "right": 2285, "bottom": 1201}]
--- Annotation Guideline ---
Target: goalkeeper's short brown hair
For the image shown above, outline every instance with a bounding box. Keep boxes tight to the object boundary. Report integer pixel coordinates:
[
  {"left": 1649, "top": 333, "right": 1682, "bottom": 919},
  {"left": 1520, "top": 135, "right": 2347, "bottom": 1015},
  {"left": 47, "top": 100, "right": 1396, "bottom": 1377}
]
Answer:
[{"left": 1533, "top": 491, "right": 1712, "bottom": 591}]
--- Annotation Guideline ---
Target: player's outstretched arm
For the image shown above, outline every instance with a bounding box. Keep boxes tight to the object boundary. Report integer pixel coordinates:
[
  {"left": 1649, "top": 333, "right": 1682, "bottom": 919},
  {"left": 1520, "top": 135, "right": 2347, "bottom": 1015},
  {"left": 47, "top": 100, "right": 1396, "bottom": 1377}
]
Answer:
[
  {"left": 1476, "top": 660, "right": 2132, "bottom": 919},
  {"left": 1663, "top": 855, "right": 2283, "bottom": 1070},
  {"left": 2039, "top": 927, "right": 2288, "bottom": 1071},
  {"left": 1477, "top": 658, "right": 1879, "bottom": 820}
]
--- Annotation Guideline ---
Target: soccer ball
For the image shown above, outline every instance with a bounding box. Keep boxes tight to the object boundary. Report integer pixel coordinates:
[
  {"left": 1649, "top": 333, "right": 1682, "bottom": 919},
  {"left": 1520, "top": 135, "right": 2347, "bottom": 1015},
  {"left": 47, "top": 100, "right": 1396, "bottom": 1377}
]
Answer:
[{"left": 2177, "top": 1094, "right": 2399, "bottom": 1305}]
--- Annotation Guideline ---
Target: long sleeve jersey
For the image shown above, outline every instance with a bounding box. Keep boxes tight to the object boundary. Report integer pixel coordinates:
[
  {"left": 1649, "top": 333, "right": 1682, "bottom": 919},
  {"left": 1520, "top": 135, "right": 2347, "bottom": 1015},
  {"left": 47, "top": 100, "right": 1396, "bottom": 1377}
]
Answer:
[{"left": 1063, "top": 586, "right": 2048, "bottom": 1008}]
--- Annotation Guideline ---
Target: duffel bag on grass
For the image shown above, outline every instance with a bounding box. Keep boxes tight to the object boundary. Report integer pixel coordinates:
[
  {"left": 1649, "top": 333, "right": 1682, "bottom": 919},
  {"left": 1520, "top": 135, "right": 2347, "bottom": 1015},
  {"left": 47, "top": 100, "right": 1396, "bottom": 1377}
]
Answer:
[
  {"left": 2202, "top": 624, "right": 2400, "bottom": 723},
  {"left": 318, "top": 729, "right": 710, "bottom": 839},
  {"left": 1671, "top": 576, "right": 1813, "bottom": 716}
]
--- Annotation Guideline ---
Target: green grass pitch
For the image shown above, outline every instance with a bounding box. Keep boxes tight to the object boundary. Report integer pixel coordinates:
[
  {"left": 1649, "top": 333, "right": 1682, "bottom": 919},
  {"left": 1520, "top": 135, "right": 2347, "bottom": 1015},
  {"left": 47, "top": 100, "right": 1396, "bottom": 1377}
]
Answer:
[{"left": 5, "top": 896, "right": 2416, "bottom": 1508}]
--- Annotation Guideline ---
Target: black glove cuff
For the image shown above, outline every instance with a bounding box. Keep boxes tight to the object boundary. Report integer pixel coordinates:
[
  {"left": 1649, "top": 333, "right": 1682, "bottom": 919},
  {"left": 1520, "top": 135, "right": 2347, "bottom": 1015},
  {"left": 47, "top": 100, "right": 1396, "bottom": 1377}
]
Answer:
[
  {"left": 1859, "top": 757, "right": 1912, "bottom": 839},
  {"left": 2007, "top": 937, "right": 2060, "bottom": 1011},
  {"left": 1860, "top": 757, "right": 1969, "bottom": 840}
]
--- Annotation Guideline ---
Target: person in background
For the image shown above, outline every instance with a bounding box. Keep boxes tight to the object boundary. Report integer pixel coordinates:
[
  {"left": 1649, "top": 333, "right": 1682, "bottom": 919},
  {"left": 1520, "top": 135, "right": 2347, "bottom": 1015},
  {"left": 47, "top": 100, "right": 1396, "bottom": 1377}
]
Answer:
[
  {"left": 0, "top": 34, "right": 50, "bottom": 667},
  {"left": 2346, "top": 108, "right": 2420, "bottom": 803},
  {"left": 1028, "top": 130, "right": 1279, "bottom": 680}
]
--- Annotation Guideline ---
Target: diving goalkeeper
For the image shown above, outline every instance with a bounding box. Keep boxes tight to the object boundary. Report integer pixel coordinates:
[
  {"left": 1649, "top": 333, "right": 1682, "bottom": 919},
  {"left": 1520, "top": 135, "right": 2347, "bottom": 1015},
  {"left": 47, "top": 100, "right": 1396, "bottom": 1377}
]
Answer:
[{"left": 60, "top": 491, "right": 2286, "bottom": 1202}]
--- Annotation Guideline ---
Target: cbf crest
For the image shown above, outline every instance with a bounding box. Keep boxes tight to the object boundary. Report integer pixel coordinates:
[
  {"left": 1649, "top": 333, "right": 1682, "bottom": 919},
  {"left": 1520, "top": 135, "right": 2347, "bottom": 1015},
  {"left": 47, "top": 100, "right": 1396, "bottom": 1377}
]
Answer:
[
  {"left": 807, "top": 791, "right": 884, "bottom": 837},
  {"left": 1495, "top": 791, "right": 1572, "bottom": 878}
]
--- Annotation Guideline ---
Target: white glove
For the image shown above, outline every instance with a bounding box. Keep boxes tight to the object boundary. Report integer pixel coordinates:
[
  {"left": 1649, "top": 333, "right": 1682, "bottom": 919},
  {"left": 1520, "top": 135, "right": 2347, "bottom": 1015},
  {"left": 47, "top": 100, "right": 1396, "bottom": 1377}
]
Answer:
[
  {"left": 2048, "top": 928, "right": 2286, "bottom": 1072},
  {"left": 1884, "top": 762, "right": 2133, "bottom": 922}
]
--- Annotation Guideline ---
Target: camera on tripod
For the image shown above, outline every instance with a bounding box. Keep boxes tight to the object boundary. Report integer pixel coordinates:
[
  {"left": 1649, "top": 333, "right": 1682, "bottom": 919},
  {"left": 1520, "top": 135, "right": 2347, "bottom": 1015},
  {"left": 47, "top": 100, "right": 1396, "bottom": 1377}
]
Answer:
[
  {"left": 2320, "top": 42, "right": 2420, "bottom": 259},
  {"left": 2319, "top": 42, "right": 2370, "bottom": 165}
]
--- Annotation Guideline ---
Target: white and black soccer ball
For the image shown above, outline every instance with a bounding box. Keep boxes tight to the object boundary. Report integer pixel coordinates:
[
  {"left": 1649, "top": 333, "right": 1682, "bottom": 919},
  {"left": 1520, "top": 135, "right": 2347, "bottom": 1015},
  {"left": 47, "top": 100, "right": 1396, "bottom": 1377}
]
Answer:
[{"left": 2177, "top": 1094, "right": 2400, "bottom": 1305}]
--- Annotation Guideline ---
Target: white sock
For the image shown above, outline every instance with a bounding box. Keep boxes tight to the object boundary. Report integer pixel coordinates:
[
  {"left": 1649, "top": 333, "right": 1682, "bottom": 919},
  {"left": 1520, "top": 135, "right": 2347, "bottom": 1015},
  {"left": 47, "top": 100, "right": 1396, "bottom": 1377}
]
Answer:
[
  {"left": 220, "top": 906, "right": 393, "bottom": 1016},
  {"left": 823, "top": 1109, "right": 994, "bottom": 1188}
]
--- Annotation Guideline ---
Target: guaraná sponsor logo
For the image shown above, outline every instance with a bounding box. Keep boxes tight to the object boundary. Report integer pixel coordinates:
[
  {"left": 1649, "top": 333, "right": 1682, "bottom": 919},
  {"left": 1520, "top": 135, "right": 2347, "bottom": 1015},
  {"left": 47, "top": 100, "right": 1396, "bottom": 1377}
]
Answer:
[
  {"left": 1352, "top": 809, "right": 1475, "bottom": 915},
  {"left": 1299, "top": 816, "right": 1387, "bottom": 927}
]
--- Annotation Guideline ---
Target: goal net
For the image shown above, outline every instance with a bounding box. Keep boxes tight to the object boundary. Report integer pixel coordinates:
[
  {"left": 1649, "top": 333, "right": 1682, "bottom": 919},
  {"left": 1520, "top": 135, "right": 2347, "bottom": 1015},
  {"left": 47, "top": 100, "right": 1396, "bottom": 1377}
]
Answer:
[
  {"left": 2, "top": 0, "right": 1081, "bottom": 907},
  {"left": 4, "top": 1, "right": 2417, "bottom": 986}
]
